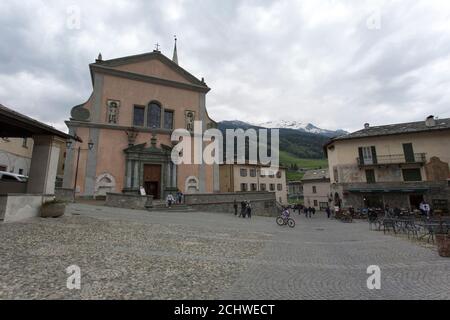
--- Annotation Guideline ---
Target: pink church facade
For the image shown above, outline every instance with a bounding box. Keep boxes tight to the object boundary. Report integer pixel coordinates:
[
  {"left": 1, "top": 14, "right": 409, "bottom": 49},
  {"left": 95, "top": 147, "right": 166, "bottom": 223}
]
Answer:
[{"left": 63, "top": 49, "right": 218, "bottom": 199}]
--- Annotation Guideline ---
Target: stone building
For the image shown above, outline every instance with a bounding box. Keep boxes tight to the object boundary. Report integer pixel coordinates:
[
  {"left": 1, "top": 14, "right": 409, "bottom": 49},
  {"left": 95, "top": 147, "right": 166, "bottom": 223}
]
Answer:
[
  {"left": 301, "top": 169, "right": 331, "bottom": 210},
  {"left": 325, "top": 116, "right": 450, "bottom": 212},
  {"left": 219, "top": 163, "right": 288, "bottom": 204},
  {"left": 63, "top": 43, "right": 218, "bottom": 199}
]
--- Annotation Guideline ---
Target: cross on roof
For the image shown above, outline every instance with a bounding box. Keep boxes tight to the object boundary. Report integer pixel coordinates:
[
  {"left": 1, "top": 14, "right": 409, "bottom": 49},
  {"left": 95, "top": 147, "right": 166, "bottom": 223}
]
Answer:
[{"left": 155, "top": 43, "right": 160, "bottom": 51}]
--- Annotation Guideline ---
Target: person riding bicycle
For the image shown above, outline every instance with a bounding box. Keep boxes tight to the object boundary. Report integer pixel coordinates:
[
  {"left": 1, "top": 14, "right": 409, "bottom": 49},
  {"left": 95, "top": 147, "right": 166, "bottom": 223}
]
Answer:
[
  {"left": 277, "top": 206, "right": 296, "bottom": 228},
  {"left": 281, "top": 207, "right": 290, "bottom": 219}
]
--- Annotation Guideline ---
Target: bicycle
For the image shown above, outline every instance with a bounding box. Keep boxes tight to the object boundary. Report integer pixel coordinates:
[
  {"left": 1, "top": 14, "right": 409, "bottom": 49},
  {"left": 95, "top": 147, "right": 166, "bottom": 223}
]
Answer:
[{"left": 276, "top": 213, "right": 296, "bottom": 228}]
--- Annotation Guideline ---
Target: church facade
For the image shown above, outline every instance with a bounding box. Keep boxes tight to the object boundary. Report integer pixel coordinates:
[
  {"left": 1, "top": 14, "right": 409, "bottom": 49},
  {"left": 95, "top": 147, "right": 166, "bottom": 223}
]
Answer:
[{"left": 63, "top": 46, "right": 219, "bottom": 199}]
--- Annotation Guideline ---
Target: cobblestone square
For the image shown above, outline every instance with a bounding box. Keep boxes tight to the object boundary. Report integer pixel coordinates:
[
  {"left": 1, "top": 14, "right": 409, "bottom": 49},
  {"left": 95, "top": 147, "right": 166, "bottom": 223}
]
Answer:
[{"left": 0, "top": 204, "right": 449, "bottom": 300}]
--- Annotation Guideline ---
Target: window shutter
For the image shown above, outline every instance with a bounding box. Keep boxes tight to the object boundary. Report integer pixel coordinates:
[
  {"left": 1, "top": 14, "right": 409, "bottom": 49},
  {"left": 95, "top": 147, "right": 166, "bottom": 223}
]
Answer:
[
  {"left": 358, "top": 147, "right": 364, "bottom": 165},
  {"left": 371, "top": 146, "right": 378, "bottom": 164}
]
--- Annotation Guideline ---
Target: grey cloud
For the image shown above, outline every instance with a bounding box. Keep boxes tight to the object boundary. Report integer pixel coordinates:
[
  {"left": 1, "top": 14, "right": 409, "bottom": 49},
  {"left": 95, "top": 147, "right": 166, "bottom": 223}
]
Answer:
[{"left": 1, "top": 0, "right": 450, "bottom": 133}]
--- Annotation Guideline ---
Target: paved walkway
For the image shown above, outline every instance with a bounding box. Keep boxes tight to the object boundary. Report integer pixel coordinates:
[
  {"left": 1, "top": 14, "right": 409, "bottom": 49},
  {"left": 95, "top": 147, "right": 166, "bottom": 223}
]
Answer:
[{"left": 0, "top": 204, "right": 448, "bottom": 299}]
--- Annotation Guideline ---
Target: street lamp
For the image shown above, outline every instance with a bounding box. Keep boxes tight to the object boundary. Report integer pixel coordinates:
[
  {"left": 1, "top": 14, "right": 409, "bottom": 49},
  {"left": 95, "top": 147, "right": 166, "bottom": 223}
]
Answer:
[{"left": 66, "top": 136, "right": 94, "bottom": 202}]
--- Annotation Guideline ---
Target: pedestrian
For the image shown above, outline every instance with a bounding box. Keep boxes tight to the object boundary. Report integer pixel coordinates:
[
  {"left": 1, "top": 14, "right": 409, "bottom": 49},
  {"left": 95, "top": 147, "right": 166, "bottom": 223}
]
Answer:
[
  {"left": 246, "top": 201, "right": 252, "bottom": 218},
  {"left": 326, "top": 206, "right": 331, "bottom": 219},
  {"left": 423, "top": 201, "right": 431, "bottom": 219},
  {"left": 304, "top": 206, "right": 308, "bottom": 218},
  {"left": 166, "top": 194, "right": 175, "bottom": 208},
  {"left": 308, "top": 207, "right": 313, "bottom": 218},
  {"left": 419, "top": 201, "right": 426, "bottom": 216},
  {"left": 385, "top": 204, "right": 395, "bottom": 218},
  {"left": 233, "top": 199, "right": 238, "bottom": 216},
  {"left": 240, "top": 201, "right": 247, "bottom": 218},
  {"left": 312, "top": 207, "right": 316, "bottom": 216}
]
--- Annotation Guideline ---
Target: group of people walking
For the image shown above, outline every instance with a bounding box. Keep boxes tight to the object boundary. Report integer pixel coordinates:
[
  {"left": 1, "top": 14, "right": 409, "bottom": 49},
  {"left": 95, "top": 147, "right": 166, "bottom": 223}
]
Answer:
[
  {"left": 293, "top": 204, "right": 316, "bottom": 218},
  {"left": 233, "top": 200, "right": 252, "bottom": 218},
  {"left": 166, "top": 191, "right": 184, "bottom": 208}
]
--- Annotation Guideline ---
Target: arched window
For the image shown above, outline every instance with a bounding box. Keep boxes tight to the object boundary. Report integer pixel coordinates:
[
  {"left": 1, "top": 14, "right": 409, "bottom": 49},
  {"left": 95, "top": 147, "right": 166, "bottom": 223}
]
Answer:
[{"left": 147, "top": 102, "right": 161, "bottom": 128}]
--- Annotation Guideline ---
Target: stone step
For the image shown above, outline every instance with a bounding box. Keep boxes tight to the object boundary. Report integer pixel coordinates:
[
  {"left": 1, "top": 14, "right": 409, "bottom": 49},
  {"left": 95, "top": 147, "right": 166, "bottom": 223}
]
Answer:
[{"left": 146, "top": 204, "right": 195, "bottom": 212}]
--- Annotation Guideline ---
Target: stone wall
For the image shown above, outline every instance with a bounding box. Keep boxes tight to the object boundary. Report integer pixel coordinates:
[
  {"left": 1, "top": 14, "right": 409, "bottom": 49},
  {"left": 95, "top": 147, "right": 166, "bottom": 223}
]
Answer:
[
  {"left": 105, "top": 193, "right": 153, "bottom": 210},
  {"left": 184, "top": 191, "right": 279, "bottom": 216}
]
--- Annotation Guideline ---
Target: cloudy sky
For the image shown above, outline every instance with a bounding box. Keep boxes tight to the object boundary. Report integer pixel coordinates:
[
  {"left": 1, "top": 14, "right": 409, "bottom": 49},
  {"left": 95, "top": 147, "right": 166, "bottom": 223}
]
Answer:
[{"left": 1, "top": 0, "right": 450, "bottom": 132}]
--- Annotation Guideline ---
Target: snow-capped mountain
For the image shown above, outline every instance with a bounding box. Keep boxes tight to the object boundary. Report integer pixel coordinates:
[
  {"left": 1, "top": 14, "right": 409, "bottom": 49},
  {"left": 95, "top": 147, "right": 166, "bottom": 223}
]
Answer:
[
  {"left": 251, "top": 120, "right": 347, "bottom": 137},
  {"left": 218, "top": 120, "right": 334, "bottom": 159}
]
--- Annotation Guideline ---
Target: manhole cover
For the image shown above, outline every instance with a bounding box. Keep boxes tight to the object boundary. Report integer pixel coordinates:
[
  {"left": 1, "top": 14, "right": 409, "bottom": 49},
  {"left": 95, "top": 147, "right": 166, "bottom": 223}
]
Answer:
[{"left": 316, "top": 228, "right": 325, "bottom": 231}]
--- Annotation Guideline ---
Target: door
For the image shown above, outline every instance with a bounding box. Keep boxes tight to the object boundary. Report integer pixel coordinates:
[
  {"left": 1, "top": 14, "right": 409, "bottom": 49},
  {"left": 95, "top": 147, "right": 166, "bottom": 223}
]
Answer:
[
  {"left": 403, "top": 143, "right": 415, "bottom": 163},
  {"left": 145, "top": 181, "right": 159, "bottom": 199},
  {"left": 409, "top": 194, "right": 424, "bottom": 210},
  {"left": 365, "top": 169, "right": 376, "bottom": 183},
  {"left": 144, "top": 164, "right": 161, "bottom": 199},
  {"left": 359, "top": 146, "right": 376, "bottom": 165},
  {"left": 363, "top": 195, "right": 383, "bottom": 209}
]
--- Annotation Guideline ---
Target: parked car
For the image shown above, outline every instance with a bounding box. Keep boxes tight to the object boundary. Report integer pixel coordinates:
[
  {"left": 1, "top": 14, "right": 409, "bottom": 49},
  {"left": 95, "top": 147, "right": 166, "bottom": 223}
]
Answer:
[{"left": 0, "top": 171, "right": 28, "bottom": 182}]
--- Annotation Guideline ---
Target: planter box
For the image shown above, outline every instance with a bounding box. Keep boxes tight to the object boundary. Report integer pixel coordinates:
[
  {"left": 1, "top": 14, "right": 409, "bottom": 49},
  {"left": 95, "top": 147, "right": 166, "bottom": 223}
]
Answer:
[
  {"left": 40, "top": 202, "right": 66, "bottom": 218},
  {"left": 436, "top": 234, "right": 450, "bottom": 257}
]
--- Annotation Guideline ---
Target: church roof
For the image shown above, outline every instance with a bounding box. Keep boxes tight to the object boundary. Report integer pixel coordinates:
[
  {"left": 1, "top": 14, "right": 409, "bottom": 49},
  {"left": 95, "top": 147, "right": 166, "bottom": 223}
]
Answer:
[{"left": 89, "top": 50, "right": 209, "bottom": 92}]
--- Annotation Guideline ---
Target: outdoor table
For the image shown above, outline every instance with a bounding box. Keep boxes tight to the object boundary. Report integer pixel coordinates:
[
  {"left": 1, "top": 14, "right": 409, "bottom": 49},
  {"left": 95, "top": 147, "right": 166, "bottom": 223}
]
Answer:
[{"left": 416, "top": 222, "right": 446, "bottom": 243}]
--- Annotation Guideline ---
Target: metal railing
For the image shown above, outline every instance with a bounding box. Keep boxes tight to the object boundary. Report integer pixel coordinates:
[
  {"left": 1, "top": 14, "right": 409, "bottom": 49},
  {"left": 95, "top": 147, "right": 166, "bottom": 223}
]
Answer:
[{"left": 357, "top": 153, "right": 426, "bottom": 166}]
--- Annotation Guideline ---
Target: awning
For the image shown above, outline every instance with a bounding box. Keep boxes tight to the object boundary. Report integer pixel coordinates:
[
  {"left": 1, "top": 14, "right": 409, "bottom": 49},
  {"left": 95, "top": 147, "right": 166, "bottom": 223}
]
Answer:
[
  {"left": 347, "top": 187, "right": 429, "bottom": 193},
  {"left": 0, "top": 104, "right": 81, "bottom": 141}
]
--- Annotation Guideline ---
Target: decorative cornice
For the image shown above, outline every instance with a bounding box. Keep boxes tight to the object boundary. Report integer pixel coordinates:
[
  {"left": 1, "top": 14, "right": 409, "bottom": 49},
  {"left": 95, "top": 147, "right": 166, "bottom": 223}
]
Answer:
[
  {"left": 89, "top": 64, "right": 210, "bottom": 93},
  {"left": 93, "top": 51, "right": 205, "bottom": 85},
  {"left": 65, "top": 120, "right": 174, "bottom": 135}
]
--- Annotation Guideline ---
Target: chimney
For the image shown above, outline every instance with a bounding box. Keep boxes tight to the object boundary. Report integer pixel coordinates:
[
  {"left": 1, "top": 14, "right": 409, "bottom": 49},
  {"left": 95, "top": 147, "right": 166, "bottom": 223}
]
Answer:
[
  {"left": 96, "top": 53, "right": 103, "bottom": 63},
  {"left": 364, "top": 123, "right": 370, "bottom": 129},
  {"left": 425, "top": 115, "right": 436, "bottom": 127}
]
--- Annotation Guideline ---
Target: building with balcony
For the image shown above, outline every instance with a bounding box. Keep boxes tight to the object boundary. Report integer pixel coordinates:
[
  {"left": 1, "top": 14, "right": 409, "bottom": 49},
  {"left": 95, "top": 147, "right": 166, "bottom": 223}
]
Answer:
[
  {"left": 325, "top": 116, "right": 450, "bottom": 212},
  {"left": 219, "top": 163, "right": 288, "bottom": 205},
  {"left": 287, "top": 180, "right": 303, "bottom": 202}
]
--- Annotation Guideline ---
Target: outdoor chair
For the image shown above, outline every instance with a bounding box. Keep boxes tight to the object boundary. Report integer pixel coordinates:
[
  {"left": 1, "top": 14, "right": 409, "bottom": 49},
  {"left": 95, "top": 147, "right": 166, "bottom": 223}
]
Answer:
[
  {"left": 417, "top": 221, "right": 448, "bottom": 244},
  {"left": 406, "top": 220, "right": 421, "bottom": 240},
  {"left": 368, "top": 212, "right": 379, "bottom": 230},
  {"left": 382, "top": 218, "right": 396, "bottom": 234}
]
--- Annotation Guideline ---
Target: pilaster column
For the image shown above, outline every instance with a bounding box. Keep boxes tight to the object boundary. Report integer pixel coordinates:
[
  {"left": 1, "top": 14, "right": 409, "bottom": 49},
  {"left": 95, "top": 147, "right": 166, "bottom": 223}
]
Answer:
[
  {"left": 126, "top": 159, "right": 132, "bottom": 188},
  {"left": 133, "top": 161, "right": 139, "bottom": 188},
  {"left": 172, "top": 163, "right": 177, "bottom": 189},
  {"left": 27, "top": 135, "right": 63, "bottom": 195}
]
